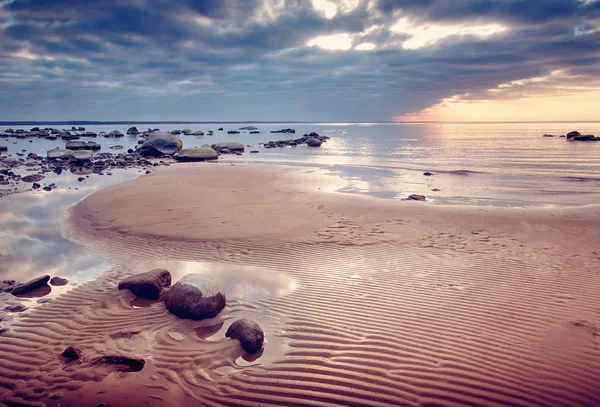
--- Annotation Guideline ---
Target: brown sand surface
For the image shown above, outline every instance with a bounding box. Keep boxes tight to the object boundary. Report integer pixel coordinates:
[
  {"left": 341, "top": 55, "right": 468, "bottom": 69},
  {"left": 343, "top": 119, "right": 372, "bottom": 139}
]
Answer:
[{"left": 2, "top": 163, "right": 600, "bottom": 406}]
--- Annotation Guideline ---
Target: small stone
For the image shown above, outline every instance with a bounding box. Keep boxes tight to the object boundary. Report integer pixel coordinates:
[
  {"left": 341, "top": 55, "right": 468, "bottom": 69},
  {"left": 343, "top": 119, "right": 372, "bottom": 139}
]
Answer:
[
  {"left": 61, "top": 346, "right": 81, "bottom": 360},
  {"left": 423, "top": 172, "right": 433, "bottom": 176},
  {"left": 226, "top": 319, "right": 265, "bottom": 354}
]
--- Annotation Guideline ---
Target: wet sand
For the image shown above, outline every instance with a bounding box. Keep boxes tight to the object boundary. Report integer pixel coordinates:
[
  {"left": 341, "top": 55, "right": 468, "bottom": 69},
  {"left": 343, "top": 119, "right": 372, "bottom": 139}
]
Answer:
[{"left": 2, "top": 163, "right": 600, "bottom": 406}]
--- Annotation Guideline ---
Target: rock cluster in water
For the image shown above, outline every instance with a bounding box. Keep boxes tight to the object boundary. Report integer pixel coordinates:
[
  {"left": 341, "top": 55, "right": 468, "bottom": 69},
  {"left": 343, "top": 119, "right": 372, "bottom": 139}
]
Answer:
[
  {"left": 262, "top": 132, "right": 330, "bottom": 148},
  {"left": 543, "top": 130, "right": 599, "bottom": 141}
]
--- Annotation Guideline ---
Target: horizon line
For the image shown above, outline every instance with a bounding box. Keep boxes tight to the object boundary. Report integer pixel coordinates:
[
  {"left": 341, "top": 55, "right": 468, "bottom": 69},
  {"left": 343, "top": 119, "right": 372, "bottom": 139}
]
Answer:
[{"left": 1, "top": 120, "right": 600, "bottom": 125}]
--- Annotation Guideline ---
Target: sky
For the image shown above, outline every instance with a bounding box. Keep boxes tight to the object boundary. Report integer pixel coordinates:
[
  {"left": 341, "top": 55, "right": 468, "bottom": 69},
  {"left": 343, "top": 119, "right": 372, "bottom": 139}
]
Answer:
[{"left": 0, "top": 0, "right": 599, "bottom": 122}]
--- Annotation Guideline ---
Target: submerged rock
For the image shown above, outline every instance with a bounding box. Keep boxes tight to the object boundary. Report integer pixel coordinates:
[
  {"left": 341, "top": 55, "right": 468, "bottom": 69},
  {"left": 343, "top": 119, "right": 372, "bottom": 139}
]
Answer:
[
  {"left": 226, "top": 319, "right": 264, "bottom": 354},
  {"left": 71, "top": 150, "right": 94, "bottom": 162},
  {"left": 212, "top": 142, "right": 245, "bottom": 153},
  {"left": 163, "top": 273, "right": 225, "bottom": 320},
  {"left": 66, "top": 141, "right": 101, "bottom": 151},
  {"left": 566, "top": 130, "right": 581, "bottom": 139},
  {"left": 118, "top": 269, "right": 171, "bottom": 299},
  {"left": 406, "top": 194, "right": 426, "bottom": 201},
  {"left": 173, "top": 147, "right": 219, "bottom": 161},
  {"left": 47, "top": 149, "right": 73, "bottom": 160},
  {"left": 139, "top": 132, "right": 183, "bottom": 157},
  {"left": 12, "top": 275, "right": 50, "bottom": 296},
  {"left": 572, "top": 134, "right": 598, "bottom": 141},
  {"left": 306, "top": 137, "right": 322, "bottom": 147},
  {"left": 91, "top": 355, "right": 145, "bottom": 372}
]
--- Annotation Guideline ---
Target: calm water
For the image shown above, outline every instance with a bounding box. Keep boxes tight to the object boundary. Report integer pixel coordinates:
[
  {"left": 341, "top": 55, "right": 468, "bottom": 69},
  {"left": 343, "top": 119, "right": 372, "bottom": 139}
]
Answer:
[
  {"left": 2, "top": 121, "right": 600, "bottom": 206},
  {"left": 1, "top": 121, "right": 600, "bottom": 322}
]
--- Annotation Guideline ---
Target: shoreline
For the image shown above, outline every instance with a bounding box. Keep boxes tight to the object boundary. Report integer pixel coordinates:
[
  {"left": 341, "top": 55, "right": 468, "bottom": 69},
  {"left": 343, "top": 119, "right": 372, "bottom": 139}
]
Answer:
[{"left": 1, "top": 162, "right": 600, "bottom": 406}]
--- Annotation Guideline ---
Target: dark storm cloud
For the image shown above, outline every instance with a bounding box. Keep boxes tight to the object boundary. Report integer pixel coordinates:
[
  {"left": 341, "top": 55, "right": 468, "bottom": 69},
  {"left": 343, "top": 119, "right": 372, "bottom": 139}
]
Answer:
[{"left": 0, "top": 0, "right": 599, "bottom": 120}]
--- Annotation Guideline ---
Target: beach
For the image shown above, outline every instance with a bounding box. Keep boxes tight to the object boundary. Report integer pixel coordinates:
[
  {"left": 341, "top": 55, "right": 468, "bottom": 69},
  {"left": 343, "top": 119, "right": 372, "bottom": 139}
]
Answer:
[{"left": 1, "top": 162, "right": 599, "bottom": 406}]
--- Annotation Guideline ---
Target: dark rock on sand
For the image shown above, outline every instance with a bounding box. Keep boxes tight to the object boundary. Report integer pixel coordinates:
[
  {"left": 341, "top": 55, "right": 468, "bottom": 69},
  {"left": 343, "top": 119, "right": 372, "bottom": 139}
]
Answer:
[
  {"left": 212, "top": 142, "right": 245, "bottom": 153},
  {"left": 226, "top": 319, "right": 264, "bottom": 354},
  {"left": 12, "top": 275, "right": 50, "bottom": 296},
  {"left": 61, "top": 346, "right": 82, "bottom": 360},
  {"left": 118, "top": 269, "right": 171, "bottom": 299},
  {"left": 163, "top": 273, "right": 225, "bottom": 320},
  {"left": 406, "top": 194, "right": 426, "bottom": 201},
  {"left": 423, "top": 172, "right": 433, "bottom": 176},
  {"left": 174, "top": 147, "right": 219, "bottom": 161},
  {"left": 92, "top": 355, "right": 145, "bottom": 372},
  {"left": 139, "top": 132, "right": 183, "bottom": 157},
  {"left": 566, "top": 130, "right": 581, "bottom": 139},
  {"left": 50, "top": 276, "right": 69, "bottom": 286},
  {"left": 4, "top": 304, "right": 27, "bottom": 313}
]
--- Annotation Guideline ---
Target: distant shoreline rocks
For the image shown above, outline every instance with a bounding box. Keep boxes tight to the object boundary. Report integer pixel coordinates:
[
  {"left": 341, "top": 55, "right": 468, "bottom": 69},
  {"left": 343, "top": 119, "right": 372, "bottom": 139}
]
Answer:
[{"left": 543, "top": 130, "right": 599, "bottom": 141}]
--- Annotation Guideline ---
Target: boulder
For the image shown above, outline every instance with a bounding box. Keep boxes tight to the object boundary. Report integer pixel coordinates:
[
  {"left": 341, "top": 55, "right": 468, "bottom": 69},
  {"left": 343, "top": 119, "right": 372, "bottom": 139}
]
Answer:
[
  {"left": 543, "top": 134, "right": 555, "bottom": 137},
  {"left": 174, "top": 147, "right": 219, "bottom": 161},
  {"left": 226, "top": 319, "right": 264, "bottom": 354},
  {"left": 4, "top": 304, "right": 27, "bottom": 313},
  {"left": 239, "top": 126, "right": 258, "bottom": 130},
  {"left": 182, "top": 129, "right": 193, "bottom": 135},
  {"left": 192, "top": 131, "right": 204, "bottom": 136},
  {"left": 126, "top": 127, "right": 139, "bottom": 135},
  {"left": 50, "top": 276, "right": 69, "bottom": 286},
  {"left": 566, "top": 130, "right": 581, "bottom": 139},
  {"left": 249, "top": 131, "right": 260, "bottom": 134},
  {"left": 218, "top": 127, "right": 224, "bottom": 131},
  {"left": 12, "top": 275, "right": 50, "bottom": 296},
  {"left": 139, "top": 132, "right": 183, "bottom": 157},
  {"left": 47, "top": 149, "right": 73, "bottom": 160},
  {"left": 212, "top": 142, "right": 245, "bottom": 153},
  {"left": 21, "top": 174, "right": 45, "bottom": 183},
  {"left": 105, "top": 130, "right": 124, "bottom": 138},
  {"left": 227, "top": 130, "right": 240, "bottom": 134},
  {"left": 306, "top": 137, "right": 322, "bottom": 147},
  {"left": 572, "top": 134, "right": 597, "bottom": 141},
  {"left": 117, "top": 269, "right": 171, "bottom": 299},
  {"left": 0, "top": 146, "right": 7, "bottom": 151},
  {"left": 270, "top": 128, "right": 295, "bottom": 134},
  {"left": 163, "top": 273, "right": 225, "bottom": 320},
  {"left": 71, "top": 150, "right": 93, "bottom": 162},
  {"left": 423, "top": 172, "right": 433, "bottom": 176},
  {"left": 171, "top": 130, "right": 182, "bottom": 135}
]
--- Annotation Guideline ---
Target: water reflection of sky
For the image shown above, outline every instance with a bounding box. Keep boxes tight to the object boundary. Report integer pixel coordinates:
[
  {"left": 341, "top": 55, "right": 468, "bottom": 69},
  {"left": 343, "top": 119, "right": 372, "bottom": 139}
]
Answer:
[
  {"left": 133, "top": 260, "right": 297, "bottom": 300},
  {"left": 0, "top": 168, "right": 142, "bottom": 322}
]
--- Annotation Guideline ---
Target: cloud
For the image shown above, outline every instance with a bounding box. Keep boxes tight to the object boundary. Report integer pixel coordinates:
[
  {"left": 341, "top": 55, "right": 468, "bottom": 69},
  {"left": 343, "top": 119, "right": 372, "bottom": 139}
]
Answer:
[{"left": 0, "top": 0, "right": 599, "bottom": 121}]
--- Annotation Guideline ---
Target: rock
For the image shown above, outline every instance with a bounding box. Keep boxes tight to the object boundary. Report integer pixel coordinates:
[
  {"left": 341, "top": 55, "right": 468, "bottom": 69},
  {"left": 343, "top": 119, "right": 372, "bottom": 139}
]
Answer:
[
  {"left": 50, "top": 276, "right": 69, "bottom": 286},
  {"left": 117, "top": 269, "right": 171, "bottom": 299},
  {"left": 192, "top": 131, "right": 204, "bottom": 136},
  {"left": 173, "top": 147, "right": 219, "bottom": 161},
  {"left": 211, "top": 142, "right": 245, "bottom": 153},
  {"left": 61, "top": 346, "right": 81, "bottom": 360},
  {"left": 227, "top": 130, "right": 240, "bottom": 134},
  {"left": 543, "top": 134, "right": 555, "bottom": 137},
  {"left": 218, "top": 127, "right": 224, "bottom": 131},
  {"left": 171, "top": 129, "right": 182, "bottom": 135},
  {"left": 47, "top": 149, "right": 73, "bottom": 160},
  {"left": 406, "top": 194, "right": 426, "bottom": 201},
  {"left": 566, "top": 130, "right": 581, "bottom": 139},
  {"left": 12, "top": 275, "right": 50, "bottom": 296},
  {"left": 105, "top": 130, "right": 124, "bottom": 138},
  {"left": 270, "top": 128, "right": 295, "bottom": 134},
  {"left": 127, "top": 127, "right": 139, "bottom": 135},
  {"left": 139, "top": 132, "right": 183, "bottom": 157},
  {"left": 32, "top": 183, "right": 40, "bottom": 189},
  {"left": 182, "top": 129, "right": 193, "bottom": 135},
  {"left": 572, "top": 134, "right": 598, "bottom": 141},
  {"left": 226, "top": 319, "right": 264, "bottom": 354},
  {"left": 91, "top": 355, "right": 145, "bottom": 372},
  {"left": 71, "top": 150, "right": 93, "bottom": 162},
  {"left": 0, "top": 146, "right": 7, "bottom": 151},
  {"left": 163, "top": 274, "right": 225, "bottom": 320},
  {"left": 249, "top": 131, "right": 260, "bottom": 134},
  {"left": 110, "top": 145, "right": 124, "bottom": 150},
  {"left": 21, "top": 174, "right": 45, "bottom": 183},
  {"left": 77, "top": 177, "right": 85, "bottom": 182},
  {"left": 66, "top": 141, "right": 100, "bottom": 151},
  {"left": 423, "top": 172, "right": 433, "bottom": 176},
  {"left": 43, "top": 186, "right": 52, "bottom": 192},
  {"left": 306, "top": 137, "right": 322, "bottom": 147},
  {"left": 239, "top": 126, "right": 258, "bottom": 130},
  {"left": 4, "top": 304, "right": 27, "bottom": 313},
  {"left": 250, "top": 150, "right": 259, "bottom": 154}
]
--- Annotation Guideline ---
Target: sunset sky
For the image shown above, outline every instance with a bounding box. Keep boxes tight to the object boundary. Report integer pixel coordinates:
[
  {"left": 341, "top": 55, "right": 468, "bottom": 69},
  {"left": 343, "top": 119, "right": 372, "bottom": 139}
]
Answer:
[{"left": 1, "top": 0, "right": 599, "bottom": 122}]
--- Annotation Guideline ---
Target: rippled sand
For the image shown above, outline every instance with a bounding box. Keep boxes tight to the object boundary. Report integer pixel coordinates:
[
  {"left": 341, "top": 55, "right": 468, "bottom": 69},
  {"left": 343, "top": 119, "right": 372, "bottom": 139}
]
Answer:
[{"left": 1, "top": 163, "right": 600, "bottom": 406}]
